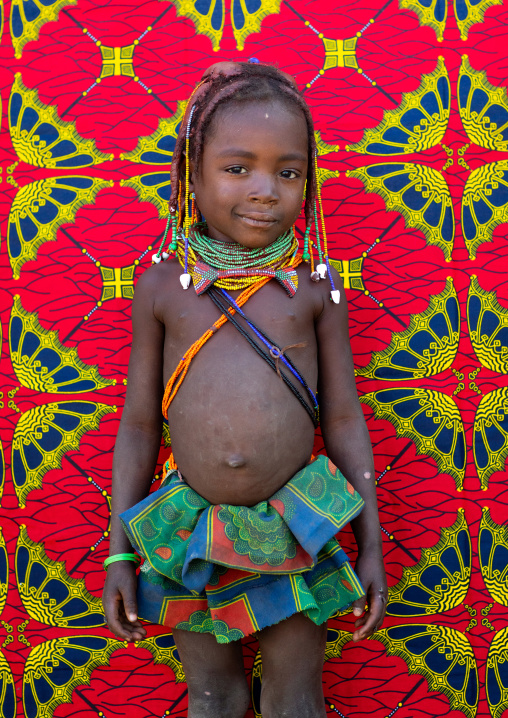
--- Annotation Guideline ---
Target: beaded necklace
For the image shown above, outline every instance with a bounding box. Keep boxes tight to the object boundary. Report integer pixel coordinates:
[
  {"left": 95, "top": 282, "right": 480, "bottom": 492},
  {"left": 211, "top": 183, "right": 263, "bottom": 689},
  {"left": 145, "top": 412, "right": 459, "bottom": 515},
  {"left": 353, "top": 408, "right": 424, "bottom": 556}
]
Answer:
[
  {"left": 189, "top": 224, "right": 296, "bottom": 268},
  {"left": 176, "top": 224, "right": 300, "bottom": 293}
]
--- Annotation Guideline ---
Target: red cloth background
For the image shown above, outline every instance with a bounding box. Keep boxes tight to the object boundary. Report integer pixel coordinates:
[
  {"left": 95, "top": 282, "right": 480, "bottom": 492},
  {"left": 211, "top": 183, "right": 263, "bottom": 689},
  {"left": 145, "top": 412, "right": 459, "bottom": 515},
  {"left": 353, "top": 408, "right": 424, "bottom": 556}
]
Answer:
[{"left": 0, "top": 0, "right": 507, "bottom": 716}]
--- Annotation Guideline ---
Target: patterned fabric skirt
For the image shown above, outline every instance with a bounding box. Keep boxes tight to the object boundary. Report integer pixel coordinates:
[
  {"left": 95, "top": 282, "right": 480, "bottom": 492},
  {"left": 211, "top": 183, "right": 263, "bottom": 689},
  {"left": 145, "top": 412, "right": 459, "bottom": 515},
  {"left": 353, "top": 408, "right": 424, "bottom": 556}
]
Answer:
[{"left": 120, "top": 455, "right": 365, "bottom": 643}]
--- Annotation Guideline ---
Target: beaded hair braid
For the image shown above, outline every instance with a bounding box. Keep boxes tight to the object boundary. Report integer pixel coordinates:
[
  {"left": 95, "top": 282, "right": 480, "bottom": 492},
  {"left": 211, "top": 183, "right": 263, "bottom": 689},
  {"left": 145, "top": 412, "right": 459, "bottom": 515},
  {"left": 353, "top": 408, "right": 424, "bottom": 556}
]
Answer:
[{"left": 168, "top": 62, "right": 317, "bottom": 231}]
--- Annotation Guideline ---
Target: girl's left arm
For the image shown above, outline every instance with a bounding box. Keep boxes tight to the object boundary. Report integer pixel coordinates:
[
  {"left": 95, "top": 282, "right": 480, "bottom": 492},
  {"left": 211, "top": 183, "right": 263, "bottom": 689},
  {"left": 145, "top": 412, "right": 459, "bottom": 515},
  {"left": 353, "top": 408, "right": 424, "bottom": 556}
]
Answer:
[{"left": 315, "top": 267, "right": 387, "bottom": 641}]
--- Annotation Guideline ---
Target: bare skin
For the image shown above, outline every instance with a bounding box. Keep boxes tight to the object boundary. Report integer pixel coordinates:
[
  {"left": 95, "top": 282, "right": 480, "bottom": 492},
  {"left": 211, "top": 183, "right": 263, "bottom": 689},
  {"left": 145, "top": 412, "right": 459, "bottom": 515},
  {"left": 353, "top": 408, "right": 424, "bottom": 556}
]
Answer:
[{"left": 103, "top": 97, "right": 387, "bottom": 718}]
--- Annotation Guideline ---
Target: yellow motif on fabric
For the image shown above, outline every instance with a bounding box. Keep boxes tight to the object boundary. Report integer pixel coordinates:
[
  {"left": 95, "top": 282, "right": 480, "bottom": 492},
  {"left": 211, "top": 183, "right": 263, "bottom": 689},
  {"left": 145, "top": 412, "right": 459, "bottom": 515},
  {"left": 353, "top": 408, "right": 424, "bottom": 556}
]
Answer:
[
  {"left": 0, "top": 530, "right": 7, "bottom": 618},
  {"left": 357, "top": 278, "right": 459, "bottom": 380},
  {"left": 322, "top": 36, "right": 358, "bottom": 70},
  {"left": 16, "top": 526, "right": 105, "bottom": 627},
  {"left": 10, "top": 295, "right": 115, "bottom": 393},
  {"left": 8, "top": 175, "right": 112, "bottom": 279},
  {"left": 23, "top": 636, "right": 119, "bottom": 718},
  {"left": 461, "top": 161, "right": 508, "bottom": 259},
  {"left": 473, "top": 388, "right": 508, "bottom": 489},
  {"left": 479, "top": 507, "right": 508, "bottom": 608},
  {"left": 121, "top": 173, "right": 171, "bottom": 218},
  {"left": 100, "top": 44, "right": 136, "bottom": 78},
  {"left": 9, "top": 74, "right": 113, "bottom": 167},
  {"left": 376, "top": 625, "right": 478, "bottom": 718},
  {"left": 347, "top": 163, "right": 454, "bottom": 260},
  {"left": 454, "top": 0, "right": 502, "bottom": 41},
  {"left": 348, "top": 58, "right": 450, "bottom": 155},
  {"left": 330, "top": 256, "right": 365, "bottom": 291},
  {"left": 400, "top": 0, "right": 501, "bottom": 41},
  {"left": 121, "top": 102, "right": 186, "bottom": 164},
  {"left": 12, "top": 401, "right": 116, "bottom": 507},
  {"left": 459, "top": 57, "right": 508, "bottom": 152},
  {"left": 468, "top": 276, "right": 508, "bottom": 374},
  {"left": 399, "top": 0, "right": 446, "bottom": 41},
  {"left": 162, "top": 0, "right": 281, "bottom": 51},
  {"left": 136, "top": 633, "right": 185, "bottom": 682},
  {"left": 316, "top": 166, "right": 340, "bottom": 191},
  {"left": 0, "top": 650, "right": 14, "bottom": 718},
  {"left": 360, "top": 388, "right": 466, "bottom": 489},
  {"left": 99, "top": 265, "right": 136, "bottom": 301},
  {"left": 314, "top": 131, "right": 341, "bottom": 157},
  {"left": 9, "top": 0, "right": 76, "bottom": 58},
  {"left": 324, "top": 626, "right": 351, "bottom": 659},
  {"left": 486, "top": 626, "right": 508, "bottom": 718},
  {"left": 162, "top": 420, "right": 171, "bottom": 448},
  {"left": 251, "top": 650, "right": 263, "bottom": 718},
  {"left": 388, "top": 510, "right": 470, "bottom": 616}
]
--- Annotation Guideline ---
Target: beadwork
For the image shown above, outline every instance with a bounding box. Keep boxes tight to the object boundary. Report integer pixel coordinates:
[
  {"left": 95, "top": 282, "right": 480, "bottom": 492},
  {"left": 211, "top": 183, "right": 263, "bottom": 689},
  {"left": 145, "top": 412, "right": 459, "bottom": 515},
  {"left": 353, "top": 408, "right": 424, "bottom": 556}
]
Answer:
[{"left": 177, "top": 224, "right": 299, "bottom": 292}]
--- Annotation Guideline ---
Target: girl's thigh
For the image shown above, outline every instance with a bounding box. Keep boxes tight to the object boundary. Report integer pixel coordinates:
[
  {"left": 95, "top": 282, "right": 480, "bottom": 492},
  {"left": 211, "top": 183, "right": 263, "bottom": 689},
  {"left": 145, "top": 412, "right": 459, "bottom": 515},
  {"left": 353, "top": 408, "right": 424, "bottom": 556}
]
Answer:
[
  {"left": 172, "top": 627, "right": 245, "bottom": 684},
  {"left": 257, "top": 613, "right": 327, "bottom": 717}
]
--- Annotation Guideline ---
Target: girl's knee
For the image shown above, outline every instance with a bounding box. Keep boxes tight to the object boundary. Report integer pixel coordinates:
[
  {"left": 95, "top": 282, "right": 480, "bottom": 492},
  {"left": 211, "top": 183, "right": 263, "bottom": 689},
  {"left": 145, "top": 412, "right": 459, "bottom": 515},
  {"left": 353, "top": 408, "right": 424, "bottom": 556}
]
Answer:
[
  {"left": 187, "top": 675, "right": 250, "bottom": 718},
  {"left": 260, "top": 682, "right": 326, "bottom": 718}
]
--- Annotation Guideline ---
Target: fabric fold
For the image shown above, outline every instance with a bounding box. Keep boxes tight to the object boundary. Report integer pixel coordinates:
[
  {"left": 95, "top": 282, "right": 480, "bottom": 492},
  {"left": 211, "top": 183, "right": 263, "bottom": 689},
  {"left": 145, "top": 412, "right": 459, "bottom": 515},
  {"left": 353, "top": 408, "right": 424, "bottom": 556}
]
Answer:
[{"left": 120, "top": 454, "right": 365, "bottom": 642}]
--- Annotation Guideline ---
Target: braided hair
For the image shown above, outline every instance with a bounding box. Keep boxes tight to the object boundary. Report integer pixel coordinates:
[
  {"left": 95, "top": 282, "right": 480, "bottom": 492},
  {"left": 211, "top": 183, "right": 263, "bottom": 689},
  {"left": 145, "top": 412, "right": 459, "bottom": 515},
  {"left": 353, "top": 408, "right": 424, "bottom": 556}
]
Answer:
[{"left": 169, "top": 62, "right": 317, "bottom": 231}]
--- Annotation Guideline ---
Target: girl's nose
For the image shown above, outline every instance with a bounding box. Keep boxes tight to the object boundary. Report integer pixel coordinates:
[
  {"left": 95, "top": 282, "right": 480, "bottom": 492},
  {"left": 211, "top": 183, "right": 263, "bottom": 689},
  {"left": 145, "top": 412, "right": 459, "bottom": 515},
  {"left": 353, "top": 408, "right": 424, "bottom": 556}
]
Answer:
[{"left": 249, "top": 175, "right": 278, "bottom": 204}]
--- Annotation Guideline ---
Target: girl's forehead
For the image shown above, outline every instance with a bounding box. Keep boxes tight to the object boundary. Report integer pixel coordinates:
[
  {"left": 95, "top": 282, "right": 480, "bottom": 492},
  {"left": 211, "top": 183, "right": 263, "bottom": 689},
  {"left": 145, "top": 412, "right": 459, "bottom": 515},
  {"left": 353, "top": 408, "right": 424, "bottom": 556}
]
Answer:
[{"left": 206, "top": 100, "right": 308, "bottom": 148}]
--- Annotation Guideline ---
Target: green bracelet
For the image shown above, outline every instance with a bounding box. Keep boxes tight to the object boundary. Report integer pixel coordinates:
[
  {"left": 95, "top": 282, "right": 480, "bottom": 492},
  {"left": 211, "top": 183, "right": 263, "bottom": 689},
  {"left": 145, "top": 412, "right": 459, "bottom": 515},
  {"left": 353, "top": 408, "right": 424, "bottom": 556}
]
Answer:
[{"left": 104, "top": 553, "right": 142, "bottom": 571}]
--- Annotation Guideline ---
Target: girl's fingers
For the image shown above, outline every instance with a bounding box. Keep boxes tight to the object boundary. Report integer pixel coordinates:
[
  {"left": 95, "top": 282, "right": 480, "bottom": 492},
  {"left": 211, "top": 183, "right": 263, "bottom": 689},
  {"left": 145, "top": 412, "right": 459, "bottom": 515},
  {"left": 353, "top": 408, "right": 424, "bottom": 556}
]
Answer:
[
  {"left": 104, "top": 589, "right": 146, "bottom": 641},
  {"left": 352, "top": 595, "right": 366, "bottom": 617},
  {"left": 119, "top": 581, "right": 139, "bottom": 623},
  {"left": 118, "top": 618, "right": 147, "bottom": 641},
  {"left": 352, "top": 594, "right": 386, "bottom": 641}
]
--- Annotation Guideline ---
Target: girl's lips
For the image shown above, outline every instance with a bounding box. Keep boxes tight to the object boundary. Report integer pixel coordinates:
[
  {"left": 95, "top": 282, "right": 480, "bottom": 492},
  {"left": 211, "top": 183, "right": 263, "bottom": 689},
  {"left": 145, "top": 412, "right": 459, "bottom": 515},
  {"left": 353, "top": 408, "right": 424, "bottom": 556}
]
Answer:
[{"left": 238, "top": 213, "right": 277, "bottom": 227}]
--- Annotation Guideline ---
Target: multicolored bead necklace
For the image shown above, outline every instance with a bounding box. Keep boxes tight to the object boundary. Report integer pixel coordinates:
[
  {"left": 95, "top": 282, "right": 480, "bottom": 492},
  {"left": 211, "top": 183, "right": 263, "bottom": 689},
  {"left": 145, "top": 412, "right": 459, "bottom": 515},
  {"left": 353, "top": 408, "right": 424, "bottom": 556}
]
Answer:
[
  {"left": 188, "top": 224, "right": 297, "bottom": 269},
  {"left": 176, "top": 224, "right": 300, "bottom": 295}
]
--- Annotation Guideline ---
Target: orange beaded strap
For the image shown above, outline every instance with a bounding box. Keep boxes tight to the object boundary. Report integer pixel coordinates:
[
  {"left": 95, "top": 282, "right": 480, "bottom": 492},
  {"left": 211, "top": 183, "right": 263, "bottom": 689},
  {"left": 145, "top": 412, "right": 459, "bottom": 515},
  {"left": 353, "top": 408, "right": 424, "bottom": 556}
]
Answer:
[{"left": 162, "top": 256, "right": 303, "bottom": 418}]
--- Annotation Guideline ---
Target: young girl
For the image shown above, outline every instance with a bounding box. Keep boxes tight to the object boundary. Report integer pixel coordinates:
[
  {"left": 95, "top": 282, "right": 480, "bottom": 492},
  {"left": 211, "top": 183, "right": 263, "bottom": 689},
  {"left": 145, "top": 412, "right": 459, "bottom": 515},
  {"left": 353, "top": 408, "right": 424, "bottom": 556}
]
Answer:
[{"left": 103, "top": 60, "right": 387, "bottom": 718}]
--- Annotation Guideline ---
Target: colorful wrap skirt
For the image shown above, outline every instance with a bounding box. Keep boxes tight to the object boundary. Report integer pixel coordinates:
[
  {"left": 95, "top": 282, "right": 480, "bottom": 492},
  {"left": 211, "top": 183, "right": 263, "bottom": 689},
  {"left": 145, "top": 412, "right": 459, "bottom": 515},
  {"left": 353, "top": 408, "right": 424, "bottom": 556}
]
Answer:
[{"left": 119, "top": 454, "right": 365, "bottom": 643}]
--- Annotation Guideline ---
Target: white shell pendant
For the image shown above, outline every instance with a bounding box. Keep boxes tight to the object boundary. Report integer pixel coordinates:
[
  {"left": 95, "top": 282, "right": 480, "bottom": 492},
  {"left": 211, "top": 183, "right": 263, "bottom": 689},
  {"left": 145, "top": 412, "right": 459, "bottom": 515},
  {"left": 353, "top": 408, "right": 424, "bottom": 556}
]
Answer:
[
  {"left": 162, "top": 252, "right": 170, "bottom": 260},
  {"left": 152, "top": 254, "right": 162, "bottom": 264},
  {"left": 180, "top": 273, "right": 191, "bottom": 289},
  {"left": 330, "top": 290, "right": 341, "bottom": 304},
  {"left": 317, "top": 263, "right": 327, "bottom": 279}
]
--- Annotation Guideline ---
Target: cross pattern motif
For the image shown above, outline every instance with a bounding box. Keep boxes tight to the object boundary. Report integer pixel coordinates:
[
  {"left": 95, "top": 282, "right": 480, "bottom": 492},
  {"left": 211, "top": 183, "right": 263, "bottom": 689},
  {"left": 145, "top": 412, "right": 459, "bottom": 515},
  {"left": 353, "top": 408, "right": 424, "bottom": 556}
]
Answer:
[{"left": 0, "top": 1, "right": 507, "bottom": 717}]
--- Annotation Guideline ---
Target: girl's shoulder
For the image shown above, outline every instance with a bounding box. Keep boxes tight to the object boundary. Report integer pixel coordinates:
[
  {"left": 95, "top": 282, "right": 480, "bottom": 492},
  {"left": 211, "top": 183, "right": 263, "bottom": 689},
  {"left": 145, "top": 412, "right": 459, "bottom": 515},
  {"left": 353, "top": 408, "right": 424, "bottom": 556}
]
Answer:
[{"left": 136, "top": 256, "right": 181, "bottom": 288}]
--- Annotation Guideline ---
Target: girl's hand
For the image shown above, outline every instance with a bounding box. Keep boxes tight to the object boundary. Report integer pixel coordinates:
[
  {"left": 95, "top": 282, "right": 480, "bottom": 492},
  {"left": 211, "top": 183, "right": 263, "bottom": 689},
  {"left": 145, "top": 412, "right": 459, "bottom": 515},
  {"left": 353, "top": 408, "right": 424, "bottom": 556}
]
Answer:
[
  {"left": 102, "top": 562, "right": 147, "bottom": 642},
  {"left": 351, "top": 551, "right": 387, "bottom": 641}
]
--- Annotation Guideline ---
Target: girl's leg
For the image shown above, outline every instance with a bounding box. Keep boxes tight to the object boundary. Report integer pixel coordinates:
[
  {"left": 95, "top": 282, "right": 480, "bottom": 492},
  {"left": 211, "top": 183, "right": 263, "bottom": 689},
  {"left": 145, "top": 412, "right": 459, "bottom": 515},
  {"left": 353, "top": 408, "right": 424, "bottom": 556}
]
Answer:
[
  {"left": 257, "top": 612, "right": 328, "bottom": 718},
  {"left": 172, "top": 628, "right": 250, "bottom": 718}
]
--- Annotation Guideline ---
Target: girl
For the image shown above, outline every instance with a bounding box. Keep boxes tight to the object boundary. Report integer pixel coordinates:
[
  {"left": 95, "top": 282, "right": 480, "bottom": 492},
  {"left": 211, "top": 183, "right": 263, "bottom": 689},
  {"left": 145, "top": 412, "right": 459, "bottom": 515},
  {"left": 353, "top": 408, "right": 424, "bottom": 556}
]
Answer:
[{"left": 103, "top": 60, "right": 386, "bottom": 718}]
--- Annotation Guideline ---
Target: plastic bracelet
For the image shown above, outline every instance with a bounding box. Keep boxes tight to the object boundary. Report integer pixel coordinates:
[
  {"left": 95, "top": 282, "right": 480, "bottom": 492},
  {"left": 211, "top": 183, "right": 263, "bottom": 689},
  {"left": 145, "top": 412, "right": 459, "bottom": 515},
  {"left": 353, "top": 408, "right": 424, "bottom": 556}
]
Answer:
[{"left": 103, "top": 553, "right": 141, "bottom": 571}]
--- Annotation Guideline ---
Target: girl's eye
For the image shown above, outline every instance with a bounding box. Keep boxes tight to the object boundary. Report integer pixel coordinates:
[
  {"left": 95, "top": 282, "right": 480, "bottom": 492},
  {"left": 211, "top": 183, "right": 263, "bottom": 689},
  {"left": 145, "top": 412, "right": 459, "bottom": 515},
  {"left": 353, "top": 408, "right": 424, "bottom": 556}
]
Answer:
[
  {"left": 226, "top": 166, "right": 247, "bottom": 174},
  {"left": 280, "top": 170, "right": 299, "bottom": 179}
]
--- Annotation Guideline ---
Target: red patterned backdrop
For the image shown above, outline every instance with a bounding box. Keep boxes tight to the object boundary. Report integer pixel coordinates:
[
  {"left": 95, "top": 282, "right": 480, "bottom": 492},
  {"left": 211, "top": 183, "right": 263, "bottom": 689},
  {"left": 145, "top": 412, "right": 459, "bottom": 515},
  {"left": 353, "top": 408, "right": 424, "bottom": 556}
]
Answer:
[{"left": 0, "top": 0, "right": 507, "bottom": 716}]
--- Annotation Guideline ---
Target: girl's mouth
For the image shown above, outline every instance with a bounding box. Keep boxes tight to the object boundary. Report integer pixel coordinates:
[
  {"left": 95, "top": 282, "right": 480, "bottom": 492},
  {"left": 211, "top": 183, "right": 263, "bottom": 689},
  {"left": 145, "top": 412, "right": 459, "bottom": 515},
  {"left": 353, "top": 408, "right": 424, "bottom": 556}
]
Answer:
[{"left": 238, "top": 213, "right": 277, "bottom": 228}]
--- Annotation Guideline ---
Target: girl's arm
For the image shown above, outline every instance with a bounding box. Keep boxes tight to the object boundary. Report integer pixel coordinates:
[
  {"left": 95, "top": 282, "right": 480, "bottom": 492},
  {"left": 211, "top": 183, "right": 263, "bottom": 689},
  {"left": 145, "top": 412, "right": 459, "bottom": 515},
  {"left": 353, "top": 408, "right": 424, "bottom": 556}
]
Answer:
[
  {"left": 103, "top": 267, "right": 165, "bottom": 641},
  {"left": 315, "top": 268, "right": 387, "bottom": 641}
]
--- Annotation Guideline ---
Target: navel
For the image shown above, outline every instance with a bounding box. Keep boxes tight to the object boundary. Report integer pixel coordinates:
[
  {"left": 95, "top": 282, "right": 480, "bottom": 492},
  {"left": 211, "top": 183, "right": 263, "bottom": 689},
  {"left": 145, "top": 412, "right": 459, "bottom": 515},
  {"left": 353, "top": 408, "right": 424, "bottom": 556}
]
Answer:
[{"left": 226, "top": 454, "right": 246, "bottom": 469}]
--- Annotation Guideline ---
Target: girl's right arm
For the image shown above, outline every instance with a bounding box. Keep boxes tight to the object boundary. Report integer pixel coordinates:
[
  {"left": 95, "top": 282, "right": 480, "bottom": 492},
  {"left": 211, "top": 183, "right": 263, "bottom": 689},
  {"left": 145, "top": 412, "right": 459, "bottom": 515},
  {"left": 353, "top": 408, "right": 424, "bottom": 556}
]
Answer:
[{"left": 102, "top": 267, "right": 165, "bottom": 641}]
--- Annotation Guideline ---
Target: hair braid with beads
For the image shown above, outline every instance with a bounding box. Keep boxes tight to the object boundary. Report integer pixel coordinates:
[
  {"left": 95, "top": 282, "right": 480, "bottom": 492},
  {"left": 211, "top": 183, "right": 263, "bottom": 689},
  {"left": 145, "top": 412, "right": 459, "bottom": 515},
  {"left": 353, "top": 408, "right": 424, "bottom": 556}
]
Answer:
[{"left": 168, "top": 62, "right": 317, "bottom": 231}]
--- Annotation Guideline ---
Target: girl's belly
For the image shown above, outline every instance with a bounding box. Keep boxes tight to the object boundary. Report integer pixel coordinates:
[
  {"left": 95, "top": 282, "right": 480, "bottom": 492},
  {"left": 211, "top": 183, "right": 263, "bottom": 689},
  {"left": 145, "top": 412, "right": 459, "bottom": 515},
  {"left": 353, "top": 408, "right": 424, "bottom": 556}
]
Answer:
[{"left": 166, "top": 335, "right": 316, "bottom": 506}]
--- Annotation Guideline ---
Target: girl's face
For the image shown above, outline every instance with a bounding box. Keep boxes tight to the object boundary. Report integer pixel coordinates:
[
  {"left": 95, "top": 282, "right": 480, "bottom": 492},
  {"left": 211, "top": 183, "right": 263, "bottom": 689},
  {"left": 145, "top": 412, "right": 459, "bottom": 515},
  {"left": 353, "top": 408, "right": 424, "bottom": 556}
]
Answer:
[{"left": 191, "top": 100, "right": 308, "bottom": 249}]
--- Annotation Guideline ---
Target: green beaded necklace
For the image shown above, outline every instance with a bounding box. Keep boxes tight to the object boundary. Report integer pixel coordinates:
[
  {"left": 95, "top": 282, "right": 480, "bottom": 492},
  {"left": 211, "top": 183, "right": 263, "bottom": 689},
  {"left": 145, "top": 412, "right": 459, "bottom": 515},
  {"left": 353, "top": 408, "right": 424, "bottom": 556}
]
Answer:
[{"left": 187, "top": 223, "right": 298, "bottom": 269}]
